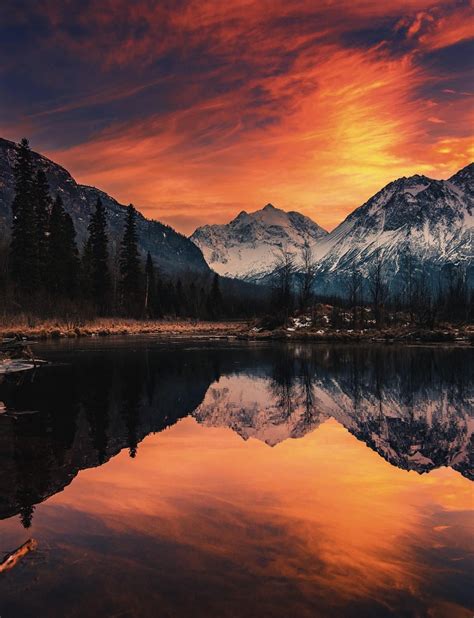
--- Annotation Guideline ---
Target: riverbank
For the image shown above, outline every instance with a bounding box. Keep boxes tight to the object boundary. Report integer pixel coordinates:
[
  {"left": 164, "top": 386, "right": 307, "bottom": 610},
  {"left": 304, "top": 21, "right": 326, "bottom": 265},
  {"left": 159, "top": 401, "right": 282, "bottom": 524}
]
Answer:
[
  {"left": 0, "top": 318, "right": 247, "bottom": 340},
  {"left": 0, "top": 317, "right": 472, "bottom": 344}
]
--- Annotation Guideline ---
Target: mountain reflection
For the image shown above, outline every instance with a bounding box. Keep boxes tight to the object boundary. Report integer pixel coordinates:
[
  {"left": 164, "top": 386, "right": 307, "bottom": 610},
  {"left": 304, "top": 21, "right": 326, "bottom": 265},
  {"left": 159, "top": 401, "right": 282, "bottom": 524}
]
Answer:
[{"left": 0, "top": 342, "right": 472, "bottom": 526}]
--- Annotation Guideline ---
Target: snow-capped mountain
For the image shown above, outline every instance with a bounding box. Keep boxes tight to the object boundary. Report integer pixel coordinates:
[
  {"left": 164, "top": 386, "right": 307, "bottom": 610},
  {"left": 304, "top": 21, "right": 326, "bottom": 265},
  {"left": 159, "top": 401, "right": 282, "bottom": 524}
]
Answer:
[
  {"left": 191, "top": 203, "right": 328, "bottom": 282},
  {"left": 193, "top": 352, "right": 473, "bottom": 478},
  {"left": 313, "top": 164, "right": 473, "bottom": 295},
  {"left": 191, "top": 164, "right": 473, "bottom": 294}
]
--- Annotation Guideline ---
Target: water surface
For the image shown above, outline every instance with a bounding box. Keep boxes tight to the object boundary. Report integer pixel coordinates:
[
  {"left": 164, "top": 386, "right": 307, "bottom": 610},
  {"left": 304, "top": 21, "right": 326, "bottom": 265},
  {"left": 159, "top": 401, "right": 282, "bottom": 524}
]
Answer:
[{"left": 0, "top": 339, "right": 472, "bottom": 617}]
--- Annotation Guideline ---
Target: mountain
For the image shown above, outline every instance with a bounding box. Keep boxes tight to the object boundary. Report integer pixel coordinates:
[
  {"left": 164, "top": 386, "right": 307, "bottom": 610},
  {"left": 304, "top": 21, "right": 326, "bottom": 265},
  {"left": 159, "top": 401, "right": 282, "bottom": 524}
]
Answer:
[
  {"left": 313, "top": 164, "right": 474, "bottom": 296},
  {"left": 0, "top": 138, "right": 209, "bottom": 276},
  {"left": 191, "top": 203, "right": 328, "bottom": 282},
  {"left": 0, "top": 343, "right": 471, "bottom": 524},
  {"left": 191, "top": 165, "right": 473, "bottom": 294},
  {"left": 193, "top": 347, "right": 473, "bottom": 479}
]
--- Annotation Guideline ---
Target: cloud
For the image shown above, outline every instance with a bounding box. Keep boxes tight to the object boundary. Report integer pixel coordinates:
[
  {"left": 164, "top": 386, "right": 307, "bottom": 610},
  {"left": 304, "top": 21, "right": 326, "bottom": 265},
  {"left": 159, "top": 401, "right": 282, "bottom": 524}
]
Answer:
[{"left": 1, "top": 0, "right": 472, "bottom": 232}]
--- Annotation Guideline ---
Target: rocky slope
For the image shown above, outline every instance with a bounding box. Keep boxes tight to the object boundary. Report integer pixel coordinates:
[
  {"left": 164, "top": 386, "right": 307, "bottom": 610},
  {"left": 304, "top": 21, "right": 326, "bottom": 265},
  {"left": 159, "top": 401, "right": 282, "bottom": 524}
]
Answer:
[
  {"left": 191, "top": 165, "right": 473, "bottom": 294},
  {"left": 0, "top": 138, "right": 209, "bottom": 276},
  {"left": 193, "top": 347, "right": 473, "bottom": 478},
  {"left": 191, "top": 203, "right": 328, "bottom": 281},
  {"left": 313, "top": 164, "right": 473, "bottom": 295}
]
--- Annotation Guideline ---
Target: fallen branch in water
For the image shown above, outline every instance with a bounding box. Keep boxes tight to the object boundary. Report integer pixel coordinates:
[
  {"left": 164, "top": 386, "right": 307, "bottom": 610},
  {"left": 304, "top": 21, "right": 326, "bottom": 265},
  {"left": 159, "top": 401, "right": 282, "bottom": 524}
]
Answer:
[{"left": 0, "top": 538, "right": 37, "bottom": 573}]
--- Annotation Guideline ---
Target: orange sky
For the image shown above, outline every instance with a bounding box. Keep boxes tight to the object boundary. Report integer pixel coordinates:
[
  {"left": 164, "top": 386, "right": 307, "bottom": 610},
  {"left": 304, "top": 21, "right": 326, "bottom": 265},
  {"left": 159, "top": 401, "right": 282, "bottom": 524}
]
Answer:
[{"left": 1, "top": 0, "right": 473, "bottom": 233}]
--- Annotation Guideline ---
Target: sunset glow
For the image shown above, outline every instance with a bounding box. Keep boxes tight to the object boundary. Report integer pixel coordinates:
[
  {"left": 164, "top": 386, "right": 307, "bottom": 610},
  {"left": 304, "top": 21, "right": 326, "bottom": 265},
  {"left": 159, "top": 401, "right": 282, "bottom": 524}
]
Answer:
[
  {"left": 3, "top": 418, "right": 471, "bottom": 616},
  {"left": 1, "top": 1, "right": 472, "bottom": 232}
]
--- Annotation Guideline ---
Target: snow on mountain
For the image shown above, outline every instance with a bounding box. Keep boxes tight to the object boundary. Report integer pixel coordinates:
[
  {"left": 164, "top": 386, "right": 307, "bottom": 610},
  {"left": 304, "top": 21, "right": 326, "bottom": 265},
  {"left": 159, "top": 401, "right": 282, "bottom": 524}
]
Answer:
[
  {"left": 191, "top": 203, "right": 328, "bottom": 282},
  {"left": 313, "top": 165, "right": 473, "bottom": 295},
  {"left": 192, "top": 164, "right": 473, "bottom": 294},
  {"left": 193, "top": 374, "right": 323, "bottom": 446},
  {"left": 193, "top": 363, "right": 473, "bottom": 477}
]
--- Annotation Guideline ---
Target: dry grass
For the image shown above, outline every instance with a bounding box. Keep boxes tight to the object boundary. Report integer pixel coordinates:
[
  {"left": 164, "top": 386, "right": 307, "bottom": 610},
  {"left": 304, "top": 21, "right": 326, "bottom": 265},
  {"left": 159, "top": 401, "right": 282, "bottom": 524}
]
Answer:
[
  {"left": 1, "top": 313, "right": 471, "bottom": 344},
  {"left": 0, "top": 315, "right": 249, "bottom": 340}
]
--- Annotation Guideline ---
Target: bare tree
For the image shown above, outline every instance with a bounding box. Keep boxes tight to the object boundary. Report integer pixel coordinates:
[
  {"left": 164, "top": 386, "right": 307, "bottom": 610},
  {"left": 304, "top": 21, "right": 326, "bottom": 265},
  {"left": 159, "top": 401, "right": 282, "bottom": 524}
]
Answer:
[
  {"left": 401, "top": 243, "right": 415, "bottom": 322},
  {"left": 347, "top": 263, "right": 362, "bottom": 328},
  {"left": 413, "top": 269, "right": 436, "bottom": 328},
  {"left": 299, "top": 241, "right": 317, "bottom": 310},
  {"left": 441, "top": 264, "right": 469, "bottom": 323},
  {"left": 272, "top": 247, "right": 295, "bottom": 322},
  {"left": 368, "top": 249, "right": 389, "bottom": 328}
]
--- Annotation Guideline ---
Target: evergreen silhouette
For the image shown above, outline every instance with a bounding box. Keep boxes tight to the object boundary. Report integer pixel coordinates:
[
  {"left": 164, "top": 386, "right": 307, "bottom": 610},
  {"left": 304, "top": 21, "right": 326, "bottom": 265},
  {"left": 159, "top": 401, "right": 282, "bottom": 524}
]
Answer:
[
  {"left": 10, "top": 138, "right": 38, "bottom": 293},
  {"left": 208, "top": 273, "right": 223, "bottom": 318},
  {"left": 174, "top": 278, "right": 185, "bottom": 316},
  {"left": 119, "top": 204, "right": 141, "bottom": 314},
  {"left": 33, "top": 168, "right": 51, "bottom": 288},
  {"left": 19, "top": 503, "right": 35, "bottom": 529},
  {"left": 84, "top": 197, "right": 110, "bottom": 312},
  {"left": 47, "top": 195, "right": 79, "bottom": 297},
  {"left": 144, "top": 251, "right": 158, "bottom": 317}
]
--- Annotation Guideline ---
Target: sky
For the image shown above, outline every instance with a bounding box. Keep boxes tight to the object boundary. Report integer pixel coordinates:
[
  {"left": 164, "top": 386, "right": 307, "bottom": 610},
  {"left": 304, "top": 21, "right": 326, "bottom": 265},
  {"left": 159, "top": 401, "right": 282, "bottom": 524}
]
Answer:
[{"left": 1, "top": 1, "right": 473, "bottom": 234}]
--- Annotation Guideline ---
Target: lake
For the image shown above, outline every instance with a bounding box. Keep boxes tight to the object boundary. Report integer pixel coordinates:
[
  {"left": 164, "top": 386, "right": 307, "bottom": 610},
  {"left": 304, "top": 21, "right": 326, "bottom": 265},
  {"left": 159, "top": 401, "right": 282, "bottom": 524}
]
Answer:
[{"left": 0, "top": 338, "right": 472, "bottom": 617}]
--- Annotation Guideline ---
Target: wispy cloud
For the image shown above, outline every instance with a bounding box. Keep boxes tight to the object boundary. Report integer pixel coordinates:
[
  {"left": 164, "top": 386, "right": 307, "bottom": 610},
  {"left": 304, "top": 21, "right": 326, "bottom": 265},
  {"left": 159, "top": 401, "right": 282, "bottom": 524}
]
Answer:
[{"left": 1, "top": 0, "right": 472, "bottom": 232}]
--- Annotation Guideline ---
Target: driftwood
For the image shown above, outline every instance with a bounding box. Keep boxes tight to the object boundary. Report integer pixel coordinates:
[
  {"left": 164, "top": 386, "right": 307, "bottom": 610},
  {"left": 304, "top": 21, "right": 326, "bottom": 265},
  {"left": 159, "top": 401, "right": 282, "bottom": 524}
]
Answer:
[{"left": 0, "top": 538, "right": 37, "bottom": 573}]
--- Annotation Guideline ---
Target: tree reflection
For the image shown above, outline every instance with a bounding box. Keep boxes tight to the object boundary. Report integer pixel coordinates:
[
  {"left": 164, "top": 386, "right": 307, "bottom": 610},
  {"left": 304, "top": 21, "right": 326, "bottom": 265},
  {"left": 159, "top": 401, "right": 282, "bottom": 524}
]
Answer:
[{"left": 0, "top": 343, "right": 472, "bottom": 525}]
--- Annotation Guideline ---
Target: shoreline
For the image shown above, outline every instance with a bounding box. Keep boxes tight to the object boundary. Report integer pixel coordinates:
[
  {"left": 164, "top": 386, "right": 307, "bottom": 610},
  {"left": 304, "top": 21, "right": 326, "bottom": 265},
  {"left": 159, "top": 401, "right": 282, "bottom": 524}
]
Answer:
[{"left": 0, "top": 319, "right": 472, "bottom": 345}]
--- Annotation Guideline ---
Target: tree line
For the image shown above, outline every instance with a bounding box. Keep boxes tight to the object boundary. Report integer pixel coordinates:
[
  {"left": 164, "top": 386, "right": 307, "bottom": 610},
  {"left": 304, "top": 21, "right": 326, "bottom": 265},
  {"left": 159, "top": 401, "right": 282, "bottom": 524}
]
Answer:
[
  {"left": 271, "top": 244, "right": 472, "bottom": 328},
  {"left": 2, "top": 138, "right": 238, "bottom": 320},
  {"left": 2, "top": 138, "right": 471, "bottom": 327}
]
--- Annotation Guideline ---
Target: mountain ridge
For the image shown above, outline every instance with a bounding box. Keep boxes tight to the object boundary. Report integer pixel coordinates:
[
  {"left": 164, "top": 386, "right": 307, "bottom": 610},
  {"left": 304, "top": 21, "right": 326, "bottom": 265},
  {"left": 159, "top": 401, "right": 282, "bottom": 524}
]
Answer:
[
  {"left": 191, "top": 163, "right": 473, "bottom": 293},
  {"left": 0, "top": 138, "right": 210, "bottom": 276},
  {"left": 191, "top": 202, "right": 328, "bottom": 281}
]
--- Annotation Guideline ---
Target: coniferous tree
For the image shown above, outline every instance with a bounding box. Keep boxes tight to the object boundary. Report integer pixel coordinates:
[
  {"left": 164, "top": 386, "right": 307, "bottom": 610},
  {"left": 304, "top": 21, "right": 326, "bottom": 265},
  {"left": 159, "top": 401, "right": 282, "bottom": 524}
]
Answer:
[
  {"left": 119, "top": 204, "right": 141, "bottom": 314},
  {"left": 47, "top": 195, "right": 66, "bottom": 295},
  {"left": 47, "top": 195, "right": 79, "bottom": 297},
  {"left": 188, "top": 281, "right": 198, "bottom": 318},
  {"left": 85, "top": 197, "right": 110, "bottom": 313},
  {"left": 208, "top": 273, "right": 223, "bottom": 319},
  {"left": 80, "top": 238, "right": 94, "bottom": 300},
  {"left": 63, "top": 211, "right": 79, "bottom": 297},
  {"left": 33, "top": 168, "right": 51, "bottom": 289},
  {"left": 174, "top": 278, "right": 185, "bottom": 316},
  {"left": 154, "top": 265, "right": 164, "bottom": 317},
  {"left": 144, "top": 251, "right": 156, "bottom": 317},
  {"left": 10, "top": 138, "right": 38, "bottom": 294}
]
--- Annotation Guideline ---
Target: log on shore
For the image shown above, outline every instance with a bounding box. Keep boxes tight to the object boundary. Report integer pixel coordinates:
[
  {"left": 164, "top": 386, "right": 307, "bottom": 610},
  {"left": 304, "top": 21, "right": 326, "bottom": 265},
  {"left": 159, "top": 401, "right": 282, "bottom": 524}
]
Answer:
[{"left": 0, "top": 538, "right": 38, "bottom": 573}]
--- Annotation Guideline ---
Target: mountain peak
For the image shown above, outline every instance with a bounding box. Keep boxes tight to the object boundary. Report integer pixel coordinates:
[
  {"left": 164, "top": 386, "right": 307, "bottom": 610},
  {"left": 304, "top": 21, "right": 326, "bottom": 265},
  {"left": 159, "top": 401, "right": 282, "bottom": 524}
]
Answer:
[{"left": 191, "top": 203, "right": 327, "bottom": 281}]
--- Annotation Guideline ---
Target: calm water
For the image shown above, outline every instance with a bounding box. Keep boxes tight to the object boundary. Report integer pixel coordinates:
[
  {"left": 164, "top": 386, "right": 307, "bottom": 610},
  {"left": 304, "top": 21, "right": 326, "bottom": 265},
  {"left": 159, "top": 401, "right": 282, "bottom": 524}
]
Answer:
[{"left": 0, "top": 339, "right": 472, "bottom": 617}]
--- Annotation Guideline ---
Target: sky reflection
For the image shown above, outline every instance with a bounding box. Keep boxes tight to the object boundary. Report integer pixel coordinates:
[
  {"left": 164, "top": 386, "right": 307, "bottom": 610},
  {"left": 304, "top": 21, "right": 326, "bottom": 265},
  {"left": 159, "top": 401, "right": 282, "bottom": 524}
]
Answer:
[
  {"left": 1, "top": 417, "right": 472, "bottom": 617},
  {"left": 0, "top": 342, "right": 472, "bottom": 617}
]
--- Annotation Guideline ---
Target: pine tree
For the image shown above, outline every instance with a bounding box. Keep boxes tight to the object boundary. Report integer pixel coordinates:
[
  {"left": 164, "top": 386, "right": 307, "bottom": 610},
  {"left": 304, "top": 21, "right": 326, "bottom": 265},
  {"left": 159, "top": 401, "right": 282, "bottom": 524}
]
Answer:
[
  {"left": 80, "top": 238, "right": 94, "bottom": 300},
  {"left": 85, "top": 197, "right": 110, "bottom": 313},
  {"left": 119, "top": 204, "right": 141, "bottom": 314},
  {"left": 144, "top": 251, "right": 156, "bottom": 317},
  {"left": 46, "top": 196, "right": 77, "bottom": 296},
  {"left": 207, "top": 273, "right": 223, "bottom": 319},
  {"left": 33, "top": 169, "right": 51, "bottom": 289},
  {"left": 10, "top": 138, "right": 38, "bottom": 294},
  {"left": 175, "top": 278, "right": 185, "bottom": 316},
  {"left": 47, "top": 195, "right": 79, "bottom": 297},
  {"left": 63, "top": 211, "right": 79, "bottom": 297},
  {"left": 47, "top": 195, "right": 65, "bottom": 295}
]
